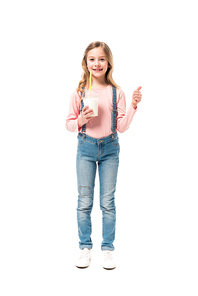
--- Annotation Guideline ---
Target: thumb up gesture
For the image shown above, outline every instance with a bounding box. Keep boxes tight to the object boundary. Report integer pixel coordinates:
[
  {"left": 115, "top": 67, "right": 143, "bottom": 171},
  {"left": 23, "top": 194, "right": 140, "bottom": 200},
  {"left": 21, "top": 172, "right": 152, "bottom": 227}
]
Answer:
[{"left": 132, "top": 86, "right": 142, "bottom": 109}]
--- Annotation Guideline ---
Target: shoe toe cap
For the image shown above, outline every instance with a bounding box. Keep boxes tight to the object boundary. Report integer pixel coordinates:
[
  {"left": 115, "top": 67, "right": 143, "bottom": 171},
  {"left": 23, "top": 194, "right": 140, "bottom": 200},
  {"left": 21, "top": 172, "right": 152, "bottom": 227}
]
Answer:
[
  {"left": 103, "top": 259, "right": 116, "bottom": 270},
  {"left": 76, "top": 258, "right": 90, "bottom": 268}
]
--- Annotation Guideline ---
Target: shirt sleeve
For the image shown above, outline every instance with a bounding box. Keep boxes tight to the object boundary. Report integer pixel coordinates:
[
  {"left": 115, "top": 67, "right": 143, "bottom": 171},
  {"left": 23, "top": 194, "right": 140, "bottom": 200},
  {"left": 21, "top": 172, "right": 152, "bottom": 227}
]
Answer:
[
  {"left": 65, "top": 90, "right": 81, "bottom": 132},
  {"left": 116, "top": 89, "right": 137, "bottom": 133}
]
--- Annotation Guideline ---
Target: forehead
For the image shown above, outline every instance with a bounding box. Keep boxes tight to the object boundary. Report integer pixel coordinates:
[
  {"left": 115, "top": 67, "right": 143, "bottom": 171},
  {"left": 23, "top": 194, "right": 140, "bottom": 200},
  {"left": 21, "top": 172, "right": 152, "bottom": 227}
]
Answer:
[{"left": 87, "top": 47, "right": 106, "bottom": 57}]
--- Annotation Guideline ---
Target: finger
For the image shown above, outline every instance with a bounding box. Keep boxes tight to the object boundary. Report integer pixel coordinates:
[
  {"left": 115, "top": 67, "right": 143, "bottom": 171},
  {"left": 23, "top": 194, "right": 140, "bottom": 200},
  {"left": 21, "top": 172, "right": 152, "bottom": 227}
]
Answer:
[
  {"left": 137, "top": 86, "right": 142, "bottom": 91},
  {"left": 136, "top": 96, "right": 142, "bottom": 101},
  {"left": 133, "top": 97, "right": 141, "bottom": 103},
  {"left": 86, "top": 116, "right": 95, "bottom": 120},
  {"left": 83, "top": 108, "right": 92, "bottom": 115},
  {"left": 133, "top": 92, "right": 142, "bottom": 98},
  {"left": 84, "top": 109, "right": 93, "bottom": 116},
  {"left": 133, "top": 96, "right": 141, "bottom": 101},
  {"left": 133, "top": 92, "right": 141, "bottom": 97},
  {"left": 82, "top": 106, "right": 89, "bottom": 112}
]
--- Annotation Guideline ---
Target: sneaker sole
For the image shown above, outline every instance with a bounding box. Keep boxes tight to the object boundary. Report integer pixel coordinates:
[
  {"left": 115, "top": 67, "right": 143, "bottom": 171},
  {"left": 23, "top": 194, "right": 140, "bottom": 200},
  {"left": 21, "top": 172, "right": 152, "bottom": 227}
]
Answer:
[
  {"left": 75, "top": 258, "right": 91, "bottom": 269},
  {"left": 76, "top": 265, "right": 90, "bottom": 269},
  {"left": 103, "top": 266, "right": 116, "bottom": 270}
]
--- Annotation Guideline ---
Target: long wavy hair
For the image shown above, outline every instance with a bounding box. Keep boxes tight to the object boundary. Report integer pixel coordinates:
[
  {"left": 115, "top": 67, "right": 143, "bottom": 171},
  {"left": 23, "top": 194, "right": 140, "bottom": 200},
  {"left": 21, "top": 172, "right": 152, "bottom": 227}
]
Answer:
[{"left": 77, "top": 41, "right": 120, "bottom": 97}]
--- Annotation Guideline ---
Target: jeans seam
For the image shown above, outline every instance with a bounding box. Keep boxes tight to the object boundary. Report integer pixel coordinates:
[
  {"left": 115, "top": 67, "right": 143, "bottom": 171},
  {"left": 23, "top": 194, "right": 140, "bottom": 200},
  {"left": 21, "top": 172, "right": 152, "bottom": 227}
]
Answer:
[
  {"left": 97, "top": 144, "right": 105, "bottom": 158},
  {"left": 111, "top": 142, "right": 119, "bottom": 146},
  {"left": 79, "top": 186, "right": 91, "bottom": 197},
  {"left": 111, "top": 138, "right": 119, "bottom": 146}
]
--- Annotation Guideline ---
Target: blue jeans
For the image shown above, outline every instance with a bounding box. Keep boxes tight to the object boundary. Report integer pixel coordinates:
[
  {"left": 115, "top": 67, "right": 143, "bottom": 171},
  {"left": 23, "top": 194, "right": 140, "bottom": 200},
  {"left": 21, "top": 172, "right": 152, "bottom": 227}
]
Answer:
[{"left": 76, "top": 132, "right": 120, "bottom": 251}]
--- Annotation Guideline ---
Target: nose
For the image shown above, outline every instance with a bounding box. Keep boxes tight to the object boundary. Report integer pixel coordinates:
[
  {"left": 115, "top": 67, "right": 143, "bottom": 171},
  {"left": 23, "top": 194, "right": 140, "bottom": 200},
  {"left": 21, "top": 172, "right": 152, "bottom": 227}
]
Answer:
[{"left": 94, "top": 59, "right": 100, "bottom": 67}]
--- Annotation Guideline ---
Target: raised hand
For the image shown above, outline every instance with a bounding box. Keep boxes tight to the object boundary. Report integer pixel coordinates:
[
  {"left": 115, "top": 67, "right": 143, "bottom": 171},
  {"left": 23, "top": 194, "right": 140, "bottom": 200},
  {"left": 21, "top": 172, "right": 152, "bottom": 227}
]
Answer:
[{"left": 132, "top": 86, "right": 142, "bottom": 109}]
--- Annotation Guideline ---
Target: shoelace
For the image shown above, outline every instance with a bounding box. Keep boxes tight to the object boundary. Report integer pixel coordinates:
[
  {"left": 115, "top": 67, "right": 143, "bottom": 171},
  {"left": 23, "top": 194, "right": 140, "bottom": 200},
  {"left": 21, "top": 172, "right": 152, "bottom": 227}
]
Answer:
[
  {"left": 81, "top": 249, "right": 90, "bottom": 259},
  {"left": 104, "top": 251, "right": 113, "bottom": 261}
]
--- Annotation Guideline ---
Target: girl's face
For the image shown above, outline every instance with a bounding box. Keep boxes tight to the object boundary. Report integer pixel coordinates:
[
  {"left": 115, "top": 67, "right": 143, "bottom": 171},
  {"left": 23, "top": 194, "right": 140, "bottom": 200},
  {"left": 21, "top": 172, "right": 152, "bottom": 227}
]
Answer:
[{"left": 87, "top": 47, "right": 109, "bottom": 81}]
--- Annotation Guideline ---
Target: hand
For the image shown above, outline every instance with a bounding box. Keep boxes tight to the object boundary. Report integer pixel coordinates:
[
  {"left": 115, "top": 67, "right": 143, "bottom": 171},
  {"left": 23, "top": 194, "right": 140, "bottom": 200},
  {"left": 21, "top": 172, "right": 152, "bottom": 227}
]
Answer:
[
  {"left": 78, "top": 106, "right": 95, "bottom": 128},
  {"left": 132, "top": 86, "right": 142, "bottom": 109}
]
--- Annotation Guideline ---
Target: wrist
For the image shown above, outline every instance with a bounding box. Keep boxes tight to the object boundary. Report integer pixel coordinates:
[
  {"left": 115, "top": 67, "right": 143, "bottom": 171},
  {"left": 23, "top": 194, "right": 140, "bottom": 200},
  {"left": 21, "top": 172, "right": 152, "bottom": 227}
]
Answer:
[
  {"left": 78, "top": 117, "right": 85, "bottom": 128},
  {"left": 78, "top": 118, "right": 82, "bottom": 128},
  {"left": 131, "top": 102, "right": 137, "bottom": 110}
]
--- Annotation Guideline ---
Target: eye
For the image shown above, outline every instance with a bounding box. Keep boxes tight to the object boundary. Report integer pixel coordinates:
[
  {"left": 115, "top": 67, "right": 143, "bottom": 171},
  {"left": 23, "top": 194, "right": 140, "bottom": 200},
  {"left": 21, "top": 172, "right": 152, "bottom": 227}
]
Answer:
[{"left": 89, "top": 59, "right": 94, "bottom": 61}]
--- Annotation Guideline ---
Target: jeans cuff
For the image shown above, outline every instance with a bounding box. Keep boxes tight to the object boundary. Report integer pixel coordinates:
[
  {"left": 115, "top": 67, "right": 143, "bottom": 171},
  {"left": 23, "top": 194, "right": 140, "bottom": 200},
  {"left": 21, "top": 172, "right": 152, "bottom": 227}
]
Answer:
[
  {"left": 101, "top": 246, "right": 115, "bottom": 251},
  {"left": 79, "top": 244, "right": 93, "bottom": 250}
]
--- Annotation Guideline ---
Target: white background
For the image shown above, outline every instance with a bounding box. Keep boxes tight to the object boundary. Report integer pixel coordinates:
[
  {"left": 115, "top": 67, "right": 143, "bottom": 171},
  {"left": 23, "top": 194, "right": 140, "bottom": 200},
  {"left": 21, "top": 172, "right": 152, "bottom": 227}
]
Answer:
[{"left": 0, "top": 0, "right": 198, "bottom": 295}]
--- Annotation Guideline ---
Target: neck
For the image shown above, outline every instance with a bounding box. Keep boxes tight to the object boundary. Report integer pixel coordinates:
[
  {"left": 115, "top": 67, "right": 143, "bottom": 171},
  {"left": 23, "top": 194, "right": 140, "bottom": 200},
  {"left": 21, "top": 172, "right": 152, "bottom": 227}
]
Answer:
[{"left": 91, "top": 76, "right": 108, "bottom": 88}]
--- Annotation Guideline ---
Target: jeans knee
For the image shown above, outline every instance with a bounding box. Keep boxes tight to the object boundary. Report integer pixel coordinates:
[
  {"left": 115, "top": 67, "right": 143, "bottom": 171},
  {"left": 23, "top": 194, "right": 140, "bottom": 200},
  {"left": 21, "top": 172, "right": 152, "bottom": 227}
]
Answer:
[
  {"left": 100, "top": 199, "right": 115, "bottom": 212},
  {"left": 77, "top": 186, "right": 93, "bottom": 212}
]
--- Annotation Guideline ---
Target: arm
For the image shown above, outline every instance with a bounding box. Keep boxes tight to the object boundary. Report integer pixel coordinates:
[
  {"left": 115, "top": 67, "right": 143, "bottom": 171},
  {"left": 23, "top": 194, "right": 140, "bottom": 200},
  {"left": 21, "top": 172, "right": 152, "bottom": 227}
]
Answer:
[
  {"left": 65, "top": 90, "right": 80, "bottom": 132},
  {"left": 116, "top": 87, "right": 142, "bottom": 133},
  {"left": 65, "top": 90, "right": 95, "bottom": 132}
]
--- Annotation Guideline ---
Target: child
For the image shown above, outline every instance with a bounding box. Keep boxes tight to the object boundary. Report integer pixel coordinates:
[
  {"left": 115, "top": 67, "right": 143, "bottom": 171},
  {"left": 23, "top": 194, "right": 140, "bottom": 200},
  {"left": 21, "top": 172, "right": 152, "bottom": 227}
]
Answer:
[{"left": 66, "top": 41, "right": 142, "bottom": 269}]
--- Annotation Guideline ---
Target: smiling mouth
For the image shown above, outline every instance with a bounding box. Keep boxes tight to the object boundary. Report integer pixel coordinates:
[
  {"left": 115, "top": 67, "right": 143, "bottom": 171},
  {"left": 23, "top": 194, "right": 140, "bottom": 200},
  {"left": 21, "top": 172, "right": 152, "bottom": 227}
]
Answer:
[{"left": 93, "top": 69, "right": 103, "bottom": 72}]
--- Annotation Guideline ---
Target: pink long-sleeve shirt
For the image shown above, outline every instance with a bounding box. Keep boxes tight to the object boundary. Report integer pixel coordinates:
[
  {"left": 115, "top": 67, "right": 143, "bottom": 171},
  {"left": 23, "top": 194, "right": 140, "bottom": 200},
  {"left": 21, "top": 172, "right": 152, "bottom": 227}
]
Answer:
[{"left": 66, "top": 85, "right": 137, "bottom": 139}]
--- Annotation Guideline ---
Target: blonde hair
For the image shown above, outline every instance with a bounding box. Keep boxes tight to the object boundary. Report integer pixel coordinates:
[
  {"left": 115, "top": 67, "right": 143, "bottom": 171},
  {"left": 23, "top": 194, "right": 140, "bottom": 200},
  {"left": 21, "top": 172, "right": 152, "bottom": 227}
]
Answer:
[{"left": 77, "top": 41, "right": 120, "bottom": 97}]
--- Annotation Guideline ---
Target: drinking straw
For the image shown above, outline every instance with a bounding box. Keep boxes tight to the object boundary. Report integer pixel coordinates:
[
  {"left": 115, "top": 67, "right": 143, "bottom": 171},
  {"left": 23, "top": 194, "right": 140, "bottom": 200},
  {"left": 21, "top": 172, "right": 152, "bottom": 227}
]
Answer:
[{"left": 89, "top": 71, "right": 92, "bottom": 98}]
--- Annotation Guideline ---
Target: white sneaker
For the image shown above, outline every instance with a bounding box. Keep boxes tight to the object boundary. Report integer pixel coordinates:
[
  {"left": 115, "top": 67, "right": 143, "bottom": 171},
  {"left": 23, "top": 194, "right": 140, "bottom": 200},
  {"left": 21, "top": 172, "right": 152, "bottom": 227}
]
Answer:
[
  {"left": 75, "top": 248, "right": 91, "bottom": 268},
  {"left": 103, "top": 251, "right": 116, "bottom": 270}
]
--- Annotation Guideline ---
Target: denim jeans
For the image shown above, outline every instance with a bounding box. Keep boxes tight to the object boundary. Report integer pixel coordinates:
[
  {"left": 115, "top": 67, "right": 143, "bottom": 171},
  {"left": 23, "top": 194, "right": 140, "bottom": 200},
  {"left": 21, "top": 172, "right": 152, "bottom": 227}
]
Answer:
[{"left": 76, "top": 132, "right": 120, "bottom": 251}]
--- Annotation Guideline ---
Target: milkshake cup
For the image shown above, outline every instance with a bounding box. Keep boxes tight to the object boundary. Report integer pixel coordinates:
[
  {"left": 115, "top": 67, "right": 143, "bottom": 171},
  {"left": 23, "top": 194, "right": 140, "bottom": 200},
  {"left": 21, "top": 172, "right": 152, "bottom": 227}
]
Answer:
[{"left": 82, "top": 89, "right": 98, "bottom": 117}]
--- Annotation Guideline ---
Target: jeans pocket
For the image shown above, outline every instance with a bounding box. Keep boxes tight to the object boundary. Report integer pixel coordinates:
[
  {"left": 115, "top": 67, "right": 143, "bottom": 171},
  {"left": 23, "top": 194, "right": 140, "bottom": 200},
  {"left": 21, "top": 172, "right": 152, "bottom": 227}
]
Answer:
[
  {"left": 77, "top": 134, "right": 85, "bottom": 145},
  {"left": 111, "top": 136, "right": 119, "bottom": 146}
]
